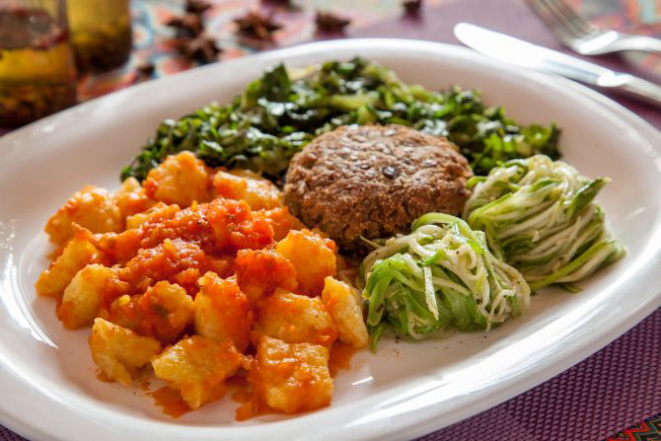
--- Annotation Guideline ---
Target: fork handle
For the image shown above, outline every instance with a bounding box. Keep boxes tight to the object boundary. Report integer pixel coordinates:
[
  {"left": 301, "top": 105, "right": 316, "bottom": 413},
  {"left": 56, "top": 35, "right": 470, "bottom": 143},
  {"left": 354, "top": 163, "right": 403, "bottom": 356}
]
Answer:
[
  {"left": 614, "top": 35, "right": 661, "bottom": 55},
  {"left": 617, "top": 75, "right": 661, "bottom": 107}
]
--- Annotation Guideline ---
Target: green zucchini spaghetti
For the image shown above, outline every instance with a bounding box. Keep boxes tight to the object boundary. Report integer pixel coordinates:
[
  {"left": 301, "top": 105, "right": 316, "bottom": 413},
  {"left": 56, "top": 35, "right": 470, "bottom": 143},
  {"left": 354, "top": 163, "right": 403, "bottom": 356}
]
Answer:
[
  {"left": 362, "top": 213, "right": 530, "bottom": 351},
  {"left": 463, "top": 155, "right": 625, "bottom": 290}
]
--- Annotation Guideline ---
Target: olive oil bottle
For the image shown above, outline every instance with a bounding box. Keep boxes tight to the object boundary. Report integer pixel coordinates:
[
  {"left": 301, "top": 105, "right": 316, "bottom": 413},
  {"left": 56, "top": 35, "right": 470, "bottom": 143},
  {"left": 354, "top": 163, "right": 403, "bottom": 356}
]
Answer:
[
  {"left": 0, "top": 1, "right": 77, "bottom": 127},
  {"left": 67, "top": 0, "right": 132, "bottom": 72}
]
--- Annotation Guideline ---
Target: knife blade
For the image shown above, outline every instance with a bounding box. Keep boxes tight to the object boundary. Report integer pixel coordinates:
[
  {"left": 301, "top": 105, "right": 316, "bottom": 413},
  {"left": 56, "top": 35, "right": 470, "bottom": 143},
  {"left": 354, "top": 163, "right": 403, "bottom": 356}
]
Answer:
[{"left": 454, "top": 23, "right": 661, "bottom": 107}]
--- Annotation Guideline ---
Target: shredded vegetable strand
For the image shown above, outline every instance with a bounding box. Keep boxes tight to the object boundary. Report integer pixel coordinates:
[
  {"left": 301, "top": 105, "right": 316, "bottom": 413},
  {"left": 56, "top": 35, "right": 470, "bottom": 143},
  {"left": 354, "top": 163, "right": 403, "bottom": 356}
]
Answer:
[
  {"left": 363, "top": 213, "right": 530, "bottom": 351},
  {"left": 464, "top": 155, "right": 625, "bottom": 288}
]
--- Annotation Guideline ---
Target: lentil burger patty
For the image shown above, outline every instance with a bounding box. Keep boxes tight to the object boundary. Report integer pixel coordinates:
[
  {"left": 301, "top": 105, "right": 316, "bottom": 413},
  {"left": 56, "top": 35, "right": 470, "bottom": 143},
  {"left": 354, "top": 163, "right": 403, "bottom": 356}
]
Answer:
[{"left": 284, "top": 125, "right": 473, "bottom": 252}]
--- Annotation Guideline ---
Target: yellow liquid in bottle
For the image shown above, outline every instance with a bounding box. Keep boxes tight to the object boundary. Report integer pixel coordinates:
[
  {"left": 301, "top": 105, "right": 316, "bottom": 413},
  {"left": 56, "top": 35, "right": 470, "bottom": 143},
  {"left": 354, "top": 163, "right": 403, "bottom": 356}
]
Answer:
[
  {"left": 0, "top": 8, "right": 77, "bottom": 126},
  {"left": 67, "top": 0, "right": 132, "bottom": 71}
]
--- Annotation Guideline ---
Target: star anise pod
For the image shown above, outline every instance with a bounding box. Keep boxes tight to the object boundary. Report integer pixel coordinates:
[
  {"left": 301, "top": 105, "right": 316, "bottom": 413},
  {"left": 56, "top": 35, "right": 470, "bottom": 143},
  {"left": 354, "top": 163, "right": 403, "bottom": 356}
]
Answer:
[
  {"left": 234, "top": 10, "right": 282, "bottom": 41},
  {"left": 165, "top": 13, "right": 204, "bottom": 38},
  {"left": 403, "top": 0, "right": 423, "bottom": 15},
  {"left": 185, "top": 0, "right": 212, "bottom": 15},
  {"left": 315, "top": 11, "right": 351, "bottom": 33},
  {"left": 137, "top": 61, "right": 155, "bottom": 79},
  {"left": 261, "top": 0, "right": 294, "bottom": 8},
  {"left": 171, "top": 34, "right": 222, "bottom": 64}
]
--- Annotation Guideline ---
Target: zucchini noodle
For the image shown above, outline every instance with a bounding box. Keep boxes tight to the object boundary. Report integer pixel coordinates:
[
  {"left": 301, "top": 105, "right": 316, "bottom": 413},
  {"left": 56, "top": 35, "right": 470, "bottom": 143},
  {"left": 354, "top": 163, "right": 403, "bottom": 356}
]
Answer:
[
  {"left": 362, "top": 213, "right": 530, "bottom": 351},
  {"left": 463, "top": 155, "right": 625, "bottom": 290}
]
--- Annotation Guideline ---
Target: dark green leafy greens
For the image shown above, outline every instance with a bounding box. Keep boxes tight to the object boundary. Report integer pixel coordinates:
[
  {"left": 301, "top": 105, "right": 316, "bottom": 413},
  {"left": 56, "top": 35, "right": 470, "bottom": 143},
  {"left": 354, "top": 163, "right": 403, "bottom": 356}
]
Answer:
[{"left": 122, "top": 57, "right": 561, "bottom": 182}]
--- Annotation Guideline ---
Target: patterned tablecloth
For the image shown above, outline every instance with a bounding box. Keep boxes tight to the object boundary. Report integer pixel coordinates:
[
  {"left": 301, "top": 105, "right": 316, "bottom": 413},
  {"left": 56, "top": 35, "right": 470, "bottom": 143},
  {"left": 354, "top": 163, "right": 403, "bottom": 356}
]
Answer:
[
  {"left": 1, "top": 0, "right": 660, "bottom": 440},
  {"left": 76, "top": 0, "right": 456, "bottom": 100}
]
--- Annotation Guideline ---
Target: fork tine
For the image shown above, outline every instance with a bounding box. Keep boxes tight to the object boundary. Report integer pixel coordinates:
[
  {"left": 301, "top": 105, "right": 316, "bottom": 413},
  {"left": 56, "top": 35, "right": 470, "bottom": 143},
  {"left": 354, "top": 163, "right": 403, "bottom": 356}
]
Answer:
[
  {"left": 529, "top": 0, "right": 648, "bottom": 56},
  {"left": 546, "top": 0, "right": 596, "bottom": 35},
  {"left": 525, "top": 0, "right": 581, "bottom": 45},
  {"left": 537, "top": 0, "right": 586, "bottom": 38}
]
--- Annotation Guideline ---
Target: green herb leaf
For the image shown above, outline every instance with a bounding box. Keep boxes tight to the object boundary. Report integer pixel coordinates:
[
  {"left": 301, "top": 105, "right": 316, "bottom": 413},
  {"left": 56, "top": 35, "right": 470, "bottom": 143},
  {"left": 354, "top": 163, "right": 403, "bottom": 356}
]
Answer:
[{"left": 122, "top": 58, "right": 562, "bottom": 182}]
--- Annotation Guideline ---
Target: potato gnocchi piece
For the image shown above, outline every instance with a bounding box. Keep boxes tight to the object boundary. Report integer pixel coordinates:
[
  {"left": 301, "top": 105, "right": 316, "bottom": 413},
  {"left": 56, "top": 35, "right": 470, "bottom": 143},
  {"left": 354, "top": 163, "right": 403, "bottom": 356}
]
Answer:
[
  {"left": 275, "top": 229, "right": 337, "bottom": 297},
  {"left": 45, "top": 185, "right": 123, "bottom": 247},
  {"left": 321, "top": 277, "right": 368, "bottom": 349},
  {"left": 139, "top": 281, "right": 194, "bottom": 343},
  {"left": 194, "top": 272, "right": 253, "bottom": 352},
  {"left": 107, "top": 295, "right": 143, "bottom": 333},
  {"left": 118, "top": 238, "right": 208, "bottom": 296},
  {"left": 206, "top": 256, "right": 235, "bottom": 279},
  {"left": 113, "top": 177, "right": 155, "bottom": 220},
  {"left": 87, "top": 228, "right": 143, "bottom": 267},
  {"left": 213, "top": 169, "right": 282, "bottom": 211},
  {"left": 107, "top": 282, "right": 194, "bottom": 344},
  {"left": 235, "top": 249, "right": 298, "bottom": 305},
  {"left": 89, "top": 318, "right": 162, "bottom": 387},
  {"left": 144, "top": 151, "right": 214, "bottom": 207},
  {"left": 36, "top": 227, "right": 106, "bottom": 298},
  {"left": 207, "top": 198, "right": 273, "bottom": 252},
  {"left": 136, "top": 202, "right": 214, "bottom": 252},
  {"left": 151, "top": 336, "right": 243, "bottom": 410},
  {"left": 253, "top": 291, "right": 337, "bottom": 347},
  {"left": 254, "top": 207, "right": 305, "bottom": 241},
  {"left": 250, "top": 337, "right": 333, "bottom": 414},
  {"left": 125, "top": 202, "right": 180, "bottom": 231},
  {"left": 58, "top": 264, "right": 126, "bottom": 329}
]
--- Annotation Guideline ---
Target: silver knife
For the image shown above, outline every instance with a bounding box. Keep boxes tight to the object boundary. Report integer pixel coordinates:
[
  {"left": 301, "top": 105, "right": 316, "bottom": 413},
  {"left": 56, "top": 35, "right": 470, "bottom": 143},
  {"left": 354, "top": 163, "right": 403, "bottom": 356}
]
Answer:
[{"left": 454, "top": 23, "right": 661, "bottom": 107}]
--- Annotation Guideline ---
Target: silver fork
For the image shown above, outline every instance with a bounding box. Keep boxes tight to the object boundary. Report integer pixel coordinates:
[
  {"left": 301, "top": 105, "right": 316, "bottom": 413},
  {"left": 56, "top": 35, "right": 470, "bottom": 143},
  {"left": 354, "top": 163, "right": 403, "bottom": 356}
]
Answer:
[{"left": 526, "top": 0, "right": 661, "bottom": 55}]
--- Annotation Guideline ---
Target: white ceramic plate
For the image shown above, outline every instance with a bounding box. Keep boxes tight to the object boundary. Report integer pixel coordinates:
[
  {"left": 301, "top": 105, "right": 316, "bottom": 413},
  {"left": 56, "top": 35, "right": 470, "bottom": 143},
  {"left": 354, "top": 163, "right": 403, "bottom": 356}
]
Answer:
[{"left": 1, "top": 39, "right": 660, "bottom": 441}]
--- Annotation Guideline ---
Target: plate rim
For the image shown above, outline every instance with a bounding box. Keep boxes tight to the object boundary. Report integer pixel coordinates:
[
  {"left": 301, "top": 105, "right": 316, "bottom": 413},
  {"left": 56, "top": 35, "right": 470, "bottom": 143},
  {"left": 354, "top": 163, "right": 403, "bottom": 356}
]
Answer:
[{"left": 1, "top": 38, "right": 660, "bottom": 441}]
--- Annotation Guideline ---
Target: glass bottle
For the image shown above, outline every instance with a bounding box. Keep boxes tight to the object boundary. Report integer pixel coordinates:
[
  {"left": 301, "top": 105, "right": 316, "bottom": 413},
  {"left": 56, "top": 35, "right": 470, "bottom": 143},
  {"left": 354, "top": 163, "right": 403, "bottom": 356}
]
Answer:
[
  {"left": 66, "top": 0, "right": 132, "bottom": 72},
  {"left": 0, "top": 0, "right": 77, "bottom": 127}
]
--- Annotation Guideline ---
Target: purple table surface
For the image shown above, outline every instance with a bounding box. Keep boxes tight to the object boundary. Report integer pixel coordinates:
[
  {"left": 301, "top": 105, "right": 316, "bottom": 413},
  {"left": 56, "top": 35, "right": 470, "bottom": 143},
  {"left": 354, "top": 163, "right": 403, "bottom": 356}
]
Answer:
[{"left": 1, "top": 1, "right": 659, "bottom": 440}]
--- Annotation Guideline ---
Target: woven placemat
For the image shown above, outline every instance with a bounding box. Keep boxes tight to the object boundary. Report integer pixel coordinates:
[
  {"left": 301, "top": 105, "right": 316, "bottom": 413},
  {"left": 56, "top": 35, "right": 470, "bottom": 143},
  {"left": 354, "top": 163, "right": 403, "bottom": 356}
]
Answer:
[{"left": 417, "top": 308, "right": 661, "bottom": 441}]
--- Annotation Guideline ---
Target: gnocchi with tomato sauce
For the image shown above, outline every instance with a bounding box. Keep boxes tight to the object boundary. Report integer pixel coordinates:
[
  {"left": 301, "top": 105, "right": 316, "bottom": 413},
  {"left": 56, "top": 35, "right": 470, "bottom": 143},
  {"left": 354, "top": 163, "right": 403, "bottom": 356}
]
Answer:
[{"left": 36, "top": 152, "right": 368, "bottom": 420}]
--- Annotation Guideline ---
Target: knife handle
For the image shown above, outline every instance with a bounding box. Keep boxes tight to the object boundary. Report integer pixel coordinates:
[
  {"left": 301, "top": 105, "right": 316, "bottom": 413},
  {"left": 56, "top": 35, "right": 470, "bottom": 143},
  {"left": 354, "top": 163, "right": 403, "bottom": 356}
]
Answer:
[{"left": 617, "top": 74, "right": 661, "bottom": 107}]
